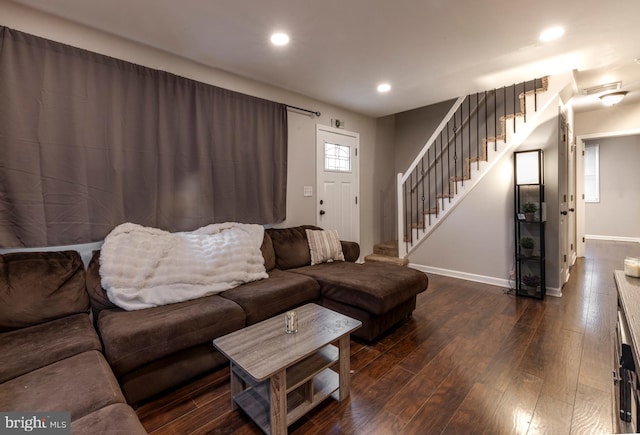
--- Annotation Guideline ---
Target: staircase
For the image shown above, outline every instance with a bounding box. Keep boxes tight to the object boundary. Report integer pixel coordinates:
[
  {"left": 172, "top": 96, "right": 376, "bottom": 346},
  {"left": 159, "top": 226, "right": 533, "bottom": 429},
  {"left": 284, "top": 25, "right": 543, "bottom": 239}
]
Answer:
[
  {"left": 369, "top": 75, "right": 568, "bottom": 263},
  {"left": 364, "top": 240, "right": 409, "bottom": 266}
]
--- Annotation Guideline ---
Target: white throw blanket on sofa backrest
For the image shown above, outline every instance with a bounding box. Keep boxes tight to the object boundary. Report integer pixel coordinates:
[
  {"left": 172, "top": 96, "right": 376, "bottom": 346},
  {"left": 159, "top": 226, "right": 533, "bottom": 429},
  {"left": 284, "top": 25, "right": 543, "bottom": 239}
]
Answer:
[{"left": 100, "top": 222, "right": 268, "bottom": 310}]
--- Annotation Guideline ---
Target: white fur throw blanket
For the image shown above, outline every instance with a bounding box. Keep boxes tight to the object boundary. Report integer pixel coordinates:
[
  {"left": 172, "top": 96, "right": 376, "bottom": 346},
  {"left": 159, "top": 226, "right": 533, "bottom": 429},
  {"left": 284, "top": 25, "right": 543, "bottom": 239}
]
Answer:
[{"left": 100, "top": 222, "right": 268, "bottom": 310}]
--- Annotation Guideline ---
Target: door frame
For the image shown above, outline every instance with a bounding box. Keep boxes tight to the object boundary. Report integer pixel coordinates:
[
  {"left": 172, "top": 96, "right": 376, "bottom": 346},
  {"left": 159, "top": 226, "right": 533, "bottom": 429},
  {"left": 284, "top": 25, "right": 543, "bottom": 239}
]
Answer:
[
  {"left": 575, "top": 127, "right": 640, "bottom": 257},
  {"left": 315, "top": 124, "right": 360, "bottom": 243}
]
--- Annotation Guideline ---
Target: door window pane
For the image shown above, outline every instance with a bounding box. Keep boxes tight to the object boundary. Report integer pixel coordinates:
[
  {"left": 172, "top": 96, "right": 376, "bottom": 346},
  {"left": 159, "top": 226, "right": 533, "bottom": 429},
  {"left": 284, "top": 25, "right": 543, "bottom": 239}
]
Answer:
[
  {"left": 584, "top": 143, "right": 599, "bottom": 202},
  {"left": 325, "top": 143, "right": 351, "bottom": 172}
]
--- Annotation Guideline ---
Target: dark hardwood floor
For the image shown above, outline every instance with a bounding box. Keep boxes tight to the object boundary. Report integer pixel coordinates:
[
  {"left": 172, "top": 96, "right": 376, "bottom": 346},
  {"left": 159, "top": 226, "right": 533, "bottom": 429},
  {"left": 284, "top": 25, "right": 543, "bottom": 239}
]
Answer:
[{"left": 136, "top": 240, "right": 640, "bottom": 434}]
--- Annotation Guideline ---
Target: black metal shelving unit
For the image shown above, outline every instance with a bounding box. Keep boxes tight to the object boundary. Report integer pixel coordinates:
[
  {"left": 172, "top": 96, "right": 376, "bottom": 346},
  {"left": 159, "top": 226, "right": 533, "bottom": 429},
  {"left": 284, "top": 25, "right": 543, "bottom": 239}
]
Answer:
[{"left": 514, "top": 150, "right": 546, "bottom": 300}]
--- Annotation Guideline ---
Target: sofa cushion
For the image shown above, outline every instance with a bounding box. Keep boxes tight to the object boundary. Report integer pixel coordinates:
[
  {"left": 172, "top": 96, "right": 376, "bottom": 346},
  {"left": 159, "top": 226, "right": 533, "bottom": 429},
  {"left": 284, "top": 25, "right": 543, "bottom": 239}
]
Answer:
[
  {"left": 306, "top": 229, "right": 345, "bottom": 265},
  {"left": 71, "top": 404, "right": 147, "bottom": 434},
  {"left": 0, "top": 313, "right": 101, "bottom": 383},
  {"left": 261, "top": 232, "right": 276, "bottom": 272},
  {"left": 266, "top": 225, "right": 321, "bottom": 270},
  {"left": 291, "top": 262, "right": 428, "bottom": 315},
  {"left": 0, "top": 350, "right": 125, "bottom": 420},
  {"left": 220, "top": 269, "right": 320, "bottom": 324},
  {"left": 86, "top": 250, "right": 118, "bottom": 322},
  {"left": 120, "top": 343, "right": 228, "bottom": 404},
  {"left": 0, "top": 251, "right": 88, "bottom": 332},
  {"left": 98, "top": 295, "right": 245, "bottom": 375},
  {"left": 340, "top": 240, "right": 360, "bottom": 263}
]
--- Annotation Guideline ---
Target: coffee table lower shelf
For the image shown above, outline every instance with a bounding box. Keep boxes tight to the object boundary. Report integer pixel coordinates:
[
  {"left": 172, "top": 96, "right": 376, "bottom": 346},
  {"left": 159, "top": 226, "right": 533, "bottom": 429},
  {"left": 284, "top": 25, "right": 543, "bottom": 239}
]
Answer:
[{"left": 230, "top": 344, "right": 341, "bottom": 434}]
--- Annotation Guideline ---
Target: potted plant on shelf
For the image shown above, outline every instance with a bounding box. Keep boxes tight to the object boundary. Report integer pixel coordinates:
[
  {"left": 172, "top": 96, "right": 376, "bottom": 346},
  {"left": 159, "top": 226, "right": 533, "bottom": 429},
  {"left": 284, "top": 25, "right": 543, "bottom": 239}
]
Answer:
[
  {"left": 522, "top": 273, "right": 541, "bottom": 295},
  {"left": 522, "top": 202, "right": 537, "bottom": 221},
  {"left": 519, "top": 237, "right": 535, "bottom": 257}
]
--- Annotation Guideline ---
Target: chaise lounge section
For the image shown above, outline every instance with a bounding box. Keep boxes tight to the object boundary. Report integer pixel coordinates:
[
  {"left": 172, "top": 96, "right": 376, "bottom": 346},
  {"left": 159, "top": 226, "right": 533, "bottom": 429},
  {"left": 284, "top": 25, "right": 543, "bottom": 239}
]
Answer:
[{"left": 265, "top": 226, "right": 428, "bottom": 342}]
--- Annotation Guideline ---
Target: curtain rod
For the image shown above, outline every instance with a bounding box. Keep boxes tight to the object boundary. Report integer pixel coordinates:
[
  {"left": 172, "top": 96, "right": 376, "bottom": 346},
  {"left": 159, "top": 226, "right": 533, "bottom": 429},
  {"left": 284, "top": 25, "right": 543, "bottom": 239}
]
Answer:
[{"left": 285, "top": 104, "right": 321, "bottom": 118}]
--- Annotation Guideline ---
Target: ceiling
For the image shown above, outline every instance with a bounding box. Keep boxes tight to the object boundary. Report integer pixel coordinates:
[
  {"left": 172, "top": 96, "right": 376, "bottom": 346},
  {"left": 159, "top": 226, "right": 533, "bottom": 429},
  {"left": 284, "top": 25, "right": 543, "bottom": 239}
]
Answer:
[{"left": 10, "top": 0, "right": 640, "bottom": 117}]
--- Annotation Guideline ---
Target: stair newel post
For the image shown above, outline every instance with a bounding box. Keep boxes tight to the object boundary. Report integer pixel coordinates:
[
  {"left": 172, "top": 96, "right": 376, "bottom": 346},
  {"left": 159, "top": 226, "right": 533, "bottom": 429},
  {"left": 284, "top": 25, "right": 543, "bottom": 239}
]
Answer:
[
  {"left": 397, "top": 172, "right": 407, "bottom": 258},
  {"left": 409, "top": 170, "right": 413, "bottom": 245}
]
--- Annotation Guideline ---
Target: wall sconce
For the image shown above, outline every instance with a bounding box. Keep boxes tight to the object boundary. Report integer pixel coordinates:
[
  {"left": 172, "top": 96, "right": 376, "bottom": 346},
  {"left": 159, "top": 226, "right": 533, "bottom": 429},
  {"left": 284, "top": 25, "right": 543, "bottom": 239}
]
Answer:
[
  {"left": 600, "top": 91, "right": 628, "bottom": 106},
  {"left": 514, "top": 149, "right": 543, "bottom": 185}
]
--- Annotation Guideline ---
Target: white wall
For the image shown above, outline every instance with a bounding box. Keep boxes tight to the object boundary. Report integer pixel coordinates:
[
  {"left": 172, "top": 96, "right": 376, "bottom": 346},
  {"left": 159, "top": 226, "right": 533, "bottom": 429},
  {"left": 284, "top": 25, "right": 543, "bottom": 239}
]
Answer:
[
  {"left": 575, "top": 102, "right": 640, "bottom": 137},
  {"left": 584, "top": 135, "right": 640, "bottom": 240},
  {"left": 0, "top": 1, "right": 390, "bottom": 256}
]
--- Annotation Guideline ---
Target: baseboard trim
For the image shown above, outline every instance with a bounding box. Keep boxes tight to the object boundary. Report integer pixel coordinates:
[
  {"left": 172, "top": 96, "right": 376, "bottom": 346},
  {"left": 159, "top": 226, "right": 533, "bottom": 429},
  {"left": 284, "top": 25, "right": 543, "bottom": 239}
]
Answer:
[
  {"left": 409, "top": 263, "right": 562, "bottom": 298},
  {"left": 585, "top": 234, "right": 640, "bottom": 243}
]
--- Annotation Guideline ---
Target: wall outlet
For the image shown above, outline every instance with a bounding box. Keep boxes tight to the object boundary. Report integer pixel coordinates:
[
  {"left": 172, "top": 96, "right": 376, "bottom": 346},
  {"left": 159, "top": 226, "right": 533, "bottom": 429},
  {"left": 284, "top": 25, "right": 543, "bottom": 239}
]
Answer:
[{"left": 331, "top": 118, "right": 344, "bottom": 128}]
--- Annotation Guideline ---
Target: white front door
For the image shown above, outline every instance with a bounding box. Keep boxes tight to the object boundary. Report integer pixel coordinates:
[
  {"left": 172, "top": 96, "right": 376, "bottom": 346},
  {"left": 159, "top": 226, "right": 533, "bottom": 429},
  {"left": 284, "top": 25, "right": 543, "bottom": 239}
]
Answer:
[{"left": 316, "top": 125, "right": 359, "bottom": 243}]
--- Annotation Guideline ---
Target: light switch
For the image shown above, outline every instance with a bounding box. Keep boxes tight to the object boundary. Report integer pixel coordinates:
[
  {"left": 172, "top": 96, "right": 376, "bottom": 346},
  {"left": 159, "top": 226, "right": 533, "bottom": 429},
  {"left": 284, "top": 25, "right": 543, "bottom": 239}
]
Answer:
[{"left": 303, "top": 186, "right": 313, "bottom": 197}]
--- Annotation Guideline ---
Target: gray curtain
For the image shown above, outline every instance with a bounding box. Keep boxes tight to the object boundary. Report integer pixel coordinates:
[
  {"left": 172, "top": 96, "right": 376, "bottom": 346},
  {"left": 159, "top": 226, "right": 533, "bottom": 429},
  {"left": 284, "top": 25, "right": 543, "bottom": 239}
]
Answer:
[{"left": 0, "top": 27, "right": 287, "bottom": 248}]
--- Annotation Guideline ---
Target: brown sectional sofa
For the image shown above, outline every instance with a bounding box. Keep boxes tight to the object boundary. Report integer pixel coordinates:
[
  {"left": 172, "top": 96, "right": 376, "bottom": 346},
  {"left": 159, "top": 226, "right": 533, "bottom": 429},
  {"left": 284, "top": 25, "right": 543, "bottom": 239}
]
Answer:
[
  {"left": 86, "top": 225, "right": 428, "bottom": 405},
  {"left": 0, "top": 251, "right": 146, "bottom": 434},
  {"left": 1, "top": 225, "right": 428, "bottom": 423}
]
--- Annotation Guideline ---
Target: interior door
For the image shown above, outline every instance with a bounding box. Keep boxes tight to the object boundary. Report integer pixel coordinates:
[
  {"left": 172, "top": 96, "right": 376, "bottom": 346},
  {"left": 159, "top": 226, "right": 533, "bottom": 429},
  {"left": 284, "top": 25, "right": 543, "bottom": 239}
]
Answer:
[
  {"left": 559, "top": 113, "right": 569, "bottom": 284},
  {"left": 567, "top": 128, "right": 577, "bottom": 268},
  {"left": 316, "top": 125, "right": 359, "bottom": 243}
]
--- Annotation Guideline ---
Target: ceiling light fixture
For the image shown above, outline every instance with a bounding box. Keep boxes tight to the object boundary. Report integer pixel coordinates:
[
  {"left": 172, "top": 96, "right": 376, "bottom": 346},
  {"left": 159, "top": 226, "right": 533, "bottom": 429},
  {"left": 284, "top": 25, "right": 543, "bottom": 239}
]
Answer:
[
  {"left": 377, "top": 83, "right": 391, "bottom": 93},
  {"left": 270, "top": 33, "right": 290, "bottom": 46},
  {"left": 599, "top": 91, "right": 628, "bottom": 106},
  {"left": 539, "top": 26, "right": 565, "bottom": 42}
]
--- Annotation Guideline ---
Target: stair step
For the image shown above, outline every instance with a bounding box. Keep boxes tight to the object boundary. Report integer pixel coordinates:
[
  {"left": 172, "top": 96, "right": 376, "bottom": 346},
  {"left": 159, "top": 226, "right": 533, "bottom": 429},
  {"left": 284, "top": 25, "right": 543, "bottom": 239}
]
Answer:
[
  {"left": 450, "top": 175, "right": 470, "bottom": 182},
  {"left": 364, "top": 253, "right": 409, "bottom": 267},
  {"left": 373, "top": 240, "right": 399, "bottom": 257}
]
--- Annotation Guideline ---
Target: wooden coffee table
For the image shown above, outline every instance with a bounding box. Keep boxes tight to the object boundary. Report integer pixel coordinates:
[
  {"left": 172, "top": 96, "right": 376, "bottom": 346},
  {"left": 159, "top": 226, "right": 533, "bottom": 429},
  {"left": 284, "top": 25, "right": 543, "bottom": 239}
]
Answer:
[{"left": 213, "top": 303, "right": 361, "bottom": 435}]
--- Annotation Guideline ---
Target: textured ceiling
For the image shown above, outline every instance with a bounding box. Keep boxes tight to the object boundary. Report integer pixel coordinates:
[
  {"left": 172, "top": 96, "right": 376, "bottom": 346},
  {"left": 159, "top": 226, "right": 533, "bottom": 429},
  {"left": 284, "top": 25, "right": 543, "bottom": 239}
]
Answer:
[{"left": 9, "top": 0, "right": 640, "bottom": 116}]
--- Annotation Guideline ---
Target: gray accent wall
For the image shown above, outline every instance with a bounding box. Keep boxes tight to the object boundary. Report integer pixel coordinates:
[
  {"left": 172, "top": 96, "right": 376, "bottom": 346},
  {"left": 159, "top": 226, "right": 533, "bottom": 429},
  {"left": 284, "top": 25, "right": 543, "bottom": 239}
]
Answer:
[{"left": 584, "top": 135, "right": 640, "bottom": 239}]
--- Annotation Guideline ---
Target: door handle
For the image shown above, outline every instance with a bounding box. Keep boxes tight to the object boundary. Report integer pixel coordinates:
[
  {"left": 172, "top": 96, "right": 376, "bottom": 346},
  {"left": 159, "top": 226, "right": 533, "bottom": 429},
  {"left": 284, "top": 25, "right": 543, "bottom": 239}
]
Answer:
[
  {"left": 569, "top": 208, "right": 575, "bottom": 212},
  {"left": 560, "top": 211, "right": 568, "bottom": 215},
  {"left": 319, "top": 210, "right": 326, "bottom": 215}
]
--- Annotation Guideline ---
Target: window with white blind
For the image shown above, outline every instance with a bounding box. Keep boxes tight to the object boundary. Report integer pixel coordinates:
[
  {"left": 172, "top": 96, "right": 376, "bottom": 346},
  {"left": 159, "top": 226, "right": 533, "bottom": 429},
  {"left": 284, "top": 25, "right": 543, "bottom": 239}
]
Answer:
[{"left": 584, "top": 143, "right": 600, "bottom": 202}]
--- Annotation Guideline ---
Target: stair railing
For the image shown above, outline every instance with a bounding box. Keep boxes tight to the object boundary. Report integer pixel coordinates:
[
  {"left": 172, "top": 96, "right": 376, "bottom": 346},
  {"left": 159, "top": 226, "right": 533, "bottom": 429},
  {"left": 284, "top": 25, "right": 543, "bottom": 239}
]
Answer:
[{"left": 397, "top": 78, "right": 547, "bottom": 258}]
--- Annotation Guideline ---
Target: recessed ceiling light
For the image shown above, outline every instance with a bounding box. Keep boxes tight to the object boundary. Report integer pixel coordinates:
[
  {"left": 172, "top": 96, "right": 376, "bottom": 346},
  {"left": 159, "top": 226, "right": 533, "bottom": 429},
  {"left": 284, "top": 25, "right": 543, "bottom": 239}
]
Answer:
[
  {"left": 270, "top": 32, "right": 290, "bottom": 46},
  {"left": 539, "top": 26, "right": 565, "bottom": 42},
  {"left": 377, "top": 83, "right": 391, "bottom": 93}
]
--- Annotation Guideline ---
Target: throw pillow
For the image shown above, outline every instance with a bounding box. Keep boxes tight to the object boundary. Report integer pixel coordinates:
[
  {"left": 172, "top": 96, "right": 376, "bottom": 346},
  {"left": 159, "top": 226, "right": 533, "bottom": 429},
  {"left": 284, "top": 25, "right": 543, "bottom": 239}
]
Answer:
[{"left": 306, "top": 229, "right": 345, "bottom": 265}]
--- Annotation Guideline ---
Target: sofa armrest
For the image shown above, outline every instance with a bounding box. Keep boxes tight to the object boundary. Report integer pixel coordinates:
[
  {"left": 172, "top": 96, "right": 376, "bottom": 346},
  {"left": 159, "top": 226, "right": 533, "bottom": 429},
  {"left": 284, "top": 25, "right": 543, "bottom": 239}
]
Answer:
[{"left": 341, "top": 241, "right": 360, "bottom": 262}]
